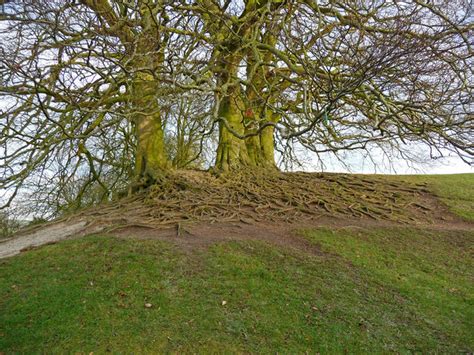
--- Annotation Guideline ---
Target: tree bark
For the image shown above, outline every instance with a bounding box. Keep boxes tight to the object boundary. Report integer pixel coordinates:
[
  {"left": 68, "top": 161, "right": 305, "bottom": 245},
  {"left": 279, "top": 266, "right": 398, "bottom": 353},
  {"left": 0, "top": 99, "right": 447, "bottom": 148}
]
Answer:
[
  {"left": 209, "top": 1, "right": 283, "bottom": 172},
  {"left": 244, "top": 107, "right": 278, "bottom": 169},
  {"left": 214, "top": 94, "right": 251, "bottom": 171},
  {"left": 131, "top": 71, "right": 170, "bottom": 182},
  {"left": 215, "top": 98, "right": 278, "bottom": 171}
]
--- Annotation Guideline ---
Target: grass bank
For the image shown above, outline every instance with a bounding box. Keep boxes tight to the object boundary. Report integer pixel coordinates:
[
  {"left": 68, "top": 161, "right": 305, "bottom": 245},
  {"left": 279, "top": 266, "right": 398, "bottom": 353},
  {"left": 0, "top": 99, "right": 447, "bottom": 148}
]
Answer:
[
  {"left": 1, "top": 226, "right": 472, "bottom": 352},
  {"left": 1, "top": 173, "right": 473, "bottom": 352},
  {"left": 387, "top": 173, "right": 474, "bottom": 221}
]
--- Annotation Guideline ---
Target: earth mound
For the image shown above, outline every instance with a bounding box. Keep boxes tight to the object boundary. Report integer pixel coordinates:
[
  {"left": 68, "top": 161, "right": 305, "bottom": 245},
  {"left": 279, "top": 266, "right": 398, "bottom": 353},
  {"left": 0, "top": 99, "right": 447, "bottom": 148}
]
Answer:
[{"left": 80, "top": 170, "right": 441, "bottom": 229}]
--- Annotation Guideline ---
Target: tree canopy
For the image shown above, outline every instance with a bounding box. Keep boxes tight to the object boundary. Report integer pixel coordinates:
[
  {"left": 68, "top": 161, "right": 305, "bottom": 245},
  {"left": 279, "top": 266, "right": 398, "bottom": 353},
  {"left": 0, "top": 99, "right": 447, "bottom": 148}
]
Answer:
[{"left": 1, "top": 0, "right": 472, "bottom": 215}]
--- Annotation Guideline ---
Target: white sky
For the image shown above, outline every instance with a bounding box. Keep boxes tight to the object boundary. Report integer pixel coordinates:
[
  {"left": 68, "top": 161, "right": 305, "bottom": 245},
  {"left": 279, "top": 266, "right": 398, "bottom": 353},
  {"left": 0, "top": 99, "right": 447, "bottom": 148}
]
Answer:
[
  {"left": 296, "top": 148, "right": 473, "bottom": 175},
  {"left": 338, "top": 156, "right": 474, "bottom": 175}
]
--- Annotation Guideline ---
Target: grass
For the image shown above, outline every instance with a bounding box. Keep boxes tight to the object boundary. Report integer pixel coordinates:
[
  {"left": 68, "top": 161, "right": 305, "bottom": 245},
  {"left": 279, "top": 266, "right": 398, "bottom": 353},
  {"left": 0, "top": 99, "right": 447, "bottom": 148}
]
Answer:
[
  {"left": 1, "top": 227, "right": 473, "bottom": 353},
  {"left": 302, "top": 227, "right": 474, "bottom": 352},
  {"left": 387, "top": 173, "right": 474, "bottom": 221},
  {"left": 0, "top": 173, "right": 473, "bottom": 352}
]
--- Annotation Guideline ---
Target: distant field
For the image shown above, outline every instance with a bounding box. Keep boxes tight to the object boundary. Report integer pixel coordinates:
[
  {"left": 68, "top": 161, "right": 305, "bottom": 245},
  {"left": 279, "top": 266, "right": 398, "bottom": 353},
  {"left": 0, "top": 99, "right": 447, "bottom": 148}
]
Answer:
[{"left": 0, "top": 174, "right": 473, "bottom": 352}]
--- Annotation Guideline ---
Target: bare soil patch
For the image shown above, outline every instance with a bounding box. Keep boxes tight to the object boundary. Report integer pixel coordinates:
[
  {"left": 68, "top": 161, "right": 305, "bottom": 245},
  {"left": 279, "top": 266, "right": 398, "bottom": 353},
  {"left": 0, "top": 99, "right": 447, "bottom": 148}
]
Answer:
[
  {"left": 1, "top": 171, "right": 472, "bottom": 259},
  {"left": 110, "top": 214, "right": 472, "bottom": 256}
]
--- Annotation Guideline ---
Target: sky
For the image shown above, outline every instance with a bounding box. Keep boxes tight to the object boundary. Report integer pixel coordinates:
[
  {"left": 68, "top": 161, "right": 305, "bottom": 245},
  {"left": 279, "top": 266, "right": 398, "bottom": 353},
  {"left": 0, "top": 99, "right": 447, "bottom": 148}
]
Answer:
[
  {"left": 297, "top": 147, "right": 473, "bottom": 175},
  {"left": 341, "top": 156, "right": 474, "bottom": 175}
]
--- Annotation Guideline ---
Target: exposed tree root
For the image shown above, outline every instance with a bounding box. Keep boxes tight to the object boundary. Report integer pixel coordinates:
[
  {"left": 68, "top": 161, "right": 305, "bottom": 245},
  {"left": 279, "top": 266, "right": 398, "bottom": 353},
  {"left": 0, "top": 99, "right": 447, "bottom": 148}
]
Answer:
[{"left": 77, "top": 170, "right": 439, "bottom": 229}]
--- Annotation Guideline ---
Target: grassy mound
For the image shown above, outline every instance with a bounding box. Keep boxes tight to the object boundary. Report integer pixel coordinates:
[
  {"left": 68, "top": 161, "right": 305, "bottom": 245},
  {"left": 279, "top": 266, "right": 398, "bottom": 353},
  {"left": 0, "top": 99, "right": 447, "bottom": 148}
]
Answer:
[
  {"left": 388, "top": 174, "right": 474, "bottom": 222},
  {"left": 1, "top": 173, "right": 473, "bottom": 352}
]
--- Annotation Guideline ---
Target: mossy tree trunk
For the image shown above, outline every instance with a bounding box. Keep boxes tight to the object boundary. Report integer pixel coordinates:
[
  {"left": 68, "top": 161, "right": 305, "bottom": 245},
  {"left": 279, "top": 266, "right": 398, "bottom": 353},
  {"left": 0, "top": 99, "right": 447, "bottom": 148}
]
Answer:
[
  {"left": 215, "top": 93, "right": 279, "bottom": 171},
  {"left": 243, "top": 31, "right": 280, "bottom": 170},
  {"left": 132, "top": 73, "right": 169, "bottom": 181},
  {"left": 215, "top": 88, "right": 252, "bottom": 171},
  {"left": 80, "top": 0, "right": 170, "bottom": 183},
  {"left": 212, "top": 40, "right": 253, "bottom": 172},
  {"left": 244, "top": 107, "right": 278, "bottom": 169},
  {"left": 205, "top": 0, "right": 285, "bottom": 172},
  {"left": 129, "top": 46, "right": 170, "bottom": 183}
]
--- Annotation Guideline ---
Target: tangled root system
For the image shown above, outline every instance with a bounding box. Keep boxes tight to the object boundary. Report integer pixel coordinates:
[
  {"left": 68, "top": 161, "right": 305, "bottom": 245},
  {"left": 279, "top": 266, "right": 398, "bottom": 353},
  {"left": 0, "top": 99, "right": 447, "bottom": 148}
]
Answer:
[{"left": 78, "top": 170, "right": 439, "bottom": 230}]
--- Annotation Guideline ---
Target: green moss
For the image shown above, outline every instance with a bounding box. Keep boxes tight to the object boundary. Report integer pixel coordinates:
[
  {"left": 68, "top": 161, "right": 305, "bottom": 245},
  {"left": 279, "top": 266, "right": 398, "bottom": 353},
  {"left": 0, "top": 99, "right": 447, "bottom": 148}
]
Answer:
[
  {"left": 132, "top": 70, "right": 170, "bottom": 178},
  {"left": 215, "top": 96, "right": 251, "bottom": 171}
]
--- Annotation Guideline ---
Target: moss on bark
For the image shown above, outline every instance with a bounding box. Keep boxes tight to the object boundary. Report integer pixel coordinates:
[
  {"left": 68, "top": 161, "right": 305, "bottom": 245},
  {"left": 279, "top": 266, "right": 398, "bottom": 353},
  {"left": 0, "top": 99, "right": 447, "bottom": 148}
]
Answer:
[
  {"left": 131, "top": 72, "right": 170, "bottom": 183},
  {"left": 214, "top": 96, "right": 251, "bottom": 171}
]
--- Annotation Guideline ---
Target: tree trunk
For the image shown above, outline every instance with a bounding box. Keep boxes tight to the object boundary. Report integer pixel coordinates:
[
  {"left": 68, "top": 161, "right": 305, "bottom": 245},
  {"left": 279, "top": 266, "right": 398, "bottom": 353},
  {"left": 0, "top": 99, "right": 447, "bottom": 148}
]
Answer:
[
  {"left": 215, "top": 99, "right": 278, "bottom": 171},
  {"left": 245, "top": 107, "right": 277, "bottom": 169},
  {"left": 259, "top": 108, "right": 278, "bottom": 167},
  {"left": 213, "top": 19, "right": 280, "bottom": 172},
  {"left": 214, "top": 94, "right": 251, "bottom": 171},
  {"left": 242, "top": 29, "right": 280, "bottom": 169},
  {"left": 131, "top": 72, "right": 169, "bottom": 182}
]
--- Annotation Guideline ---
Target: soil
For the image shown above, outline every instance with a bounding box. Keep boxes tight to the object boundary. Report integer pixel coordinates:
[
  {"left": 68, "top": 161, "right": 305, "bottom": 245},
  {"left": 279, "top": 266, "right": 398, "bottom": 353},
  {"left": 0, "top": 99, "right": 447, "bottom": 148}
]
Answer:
[
  {"left": 109, "top": 213, "right": 473, "bottom": 254},
  {"left": 1, "top": 171, "right": 472, "bottom": 259}
]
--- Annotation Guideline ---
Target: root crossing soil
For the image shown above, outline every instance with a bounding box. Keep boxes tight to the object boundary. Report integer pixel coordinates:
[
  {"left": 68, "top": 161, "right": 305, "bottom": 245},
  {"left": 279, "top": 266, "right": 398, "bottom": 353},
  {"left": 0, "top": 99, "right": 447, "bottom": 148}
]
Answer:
[
  {"left": 1, "top": 171, "right": 472, "bottom": 259},
  {"left": 79, "top": 170, "right": 455, "bottom": 227}
]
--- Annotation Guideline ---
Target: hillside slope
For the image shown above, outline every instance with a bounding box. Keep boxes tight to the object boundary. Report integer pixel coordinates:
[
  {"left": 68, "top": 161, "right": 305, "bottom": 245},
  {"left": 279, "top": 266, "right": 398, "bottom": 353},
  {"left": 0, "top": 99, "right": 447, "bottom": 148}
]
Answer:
[{"left": 0, "top": 173, "right": 473, "bottom": 352}]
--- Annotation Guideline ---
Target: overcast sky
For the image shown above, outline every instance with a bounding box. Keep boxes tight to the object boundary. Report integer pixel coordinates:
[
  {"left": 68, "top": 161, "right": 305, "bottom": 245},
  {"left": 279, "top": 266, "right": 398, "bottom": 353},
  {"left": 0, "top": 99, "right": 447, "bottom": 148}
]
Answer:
[{"left": 299, "top": 149, "right": 473, "bottom": 175}]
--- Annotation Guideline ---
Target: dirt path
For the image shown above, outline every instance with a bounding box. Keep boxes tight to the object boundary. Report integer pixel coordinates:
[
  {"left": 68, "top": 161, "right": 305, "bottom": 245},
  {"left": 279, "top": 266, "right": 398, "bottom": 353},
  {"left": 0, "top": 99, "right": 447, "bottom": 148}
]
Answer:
[
  {"left": 0, "top": 219, "right": 91, "bottom": 259},
  {"left": 111, "top": 215, "right": 474, "bottom": 254},
  {"left": 1, "top": 211, "right": 472, "bottom": 260},
  {"left": 1, "top": 172, "right": 472, "bottom": 259}
]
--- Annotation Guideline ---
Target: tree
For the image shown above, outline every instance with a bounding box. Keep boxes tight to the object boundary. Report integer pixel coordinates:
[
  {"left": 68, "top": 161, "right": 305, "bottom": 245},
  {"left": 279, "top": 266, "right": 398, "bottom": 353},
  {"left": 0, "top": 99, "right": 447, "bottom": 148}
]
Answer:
[
  {"left": 195, "top": 0, "right": 287, "bottom": 170},
  {"left": 1, "top": 0, "right": 472, "bottom": 214},
  {"left": 0, "top": 209, "right": 20, "bottom": 238},
  {"left": 0, "top": 0, "right": 197, "bottom": 211}
]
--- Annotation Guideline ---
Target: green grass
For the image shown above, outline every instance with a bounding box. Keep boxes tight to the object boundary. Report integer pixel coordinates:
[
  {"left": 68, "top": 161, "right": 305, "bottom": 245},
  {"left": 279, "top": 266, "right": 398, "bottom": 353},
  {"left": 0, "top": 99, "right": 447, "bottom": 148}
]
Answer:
[
  {"left": 387, "top": 173, "right": 474, "bottom": 221},
  {"left": 1, "top": 227, "right": 473, "bottom": 353},
  {"left": 302, "top": 227, "right": 474, "bottom": 352},
  {"left": 1, "top": 173, "right": 473, "bottom": 352}
]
